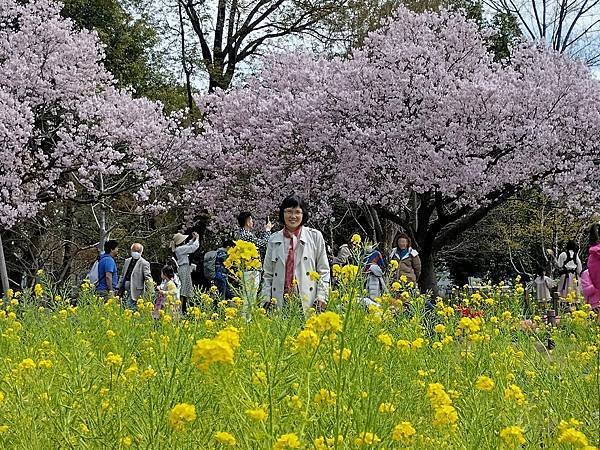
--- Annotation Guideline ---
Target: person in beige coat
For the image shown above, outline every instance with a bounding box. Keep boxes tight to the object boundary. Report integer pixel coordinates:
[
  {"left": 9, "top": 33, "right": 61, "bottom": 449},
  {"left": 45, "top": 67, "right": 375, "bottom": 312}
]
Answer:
[
  {"left": 262, "top": 195, "right": 330, "bottom": 316},
  {"left": 389, "top": 233, "right": 422, "bottom": 286},
  {"left": 117, "top": 243, "right": 152, "bottom": 309}
]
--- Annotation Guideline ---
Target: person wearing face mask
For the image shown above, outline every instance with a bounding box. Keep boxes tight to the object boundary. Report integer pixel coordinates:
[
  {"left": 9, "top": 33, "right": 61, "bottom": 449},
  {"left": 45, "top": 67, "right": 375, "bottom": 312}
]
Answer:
[
  {"left": 117, "top": 243, "right": 152, "bottom": 309},
  {"left": 261, "top": 194, "right": 330, "bottom": 316}
]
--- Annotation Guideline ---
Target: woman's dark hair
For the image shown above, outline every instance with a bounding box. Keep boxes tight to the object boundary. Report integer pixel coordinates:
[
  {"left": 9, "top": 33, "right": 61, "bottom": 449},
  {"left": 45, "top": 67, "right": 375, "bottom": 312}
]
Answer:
[
  {"left": 535, "top": 265, "right": 546, "bottom": 277},
  {"left": 278, "top": 194, "right": 309, "bottom": 225},
  {"left": 395, "top": 233, "right": 412, "bottom": 249},
  {"left": 590, "top": 224, "right": 600, "bottom": 247},
  {"left": 104, "top": 239, "right": 119, "bottom": 254},
  {"left": 565, "top": 240, "right": 579, "bottom": 253},
  {"left": 162, "top": 265, "right": 175, "bottom": 279},
  {"left": 237, "top": 212, "right": 252, "bottom": 228}
]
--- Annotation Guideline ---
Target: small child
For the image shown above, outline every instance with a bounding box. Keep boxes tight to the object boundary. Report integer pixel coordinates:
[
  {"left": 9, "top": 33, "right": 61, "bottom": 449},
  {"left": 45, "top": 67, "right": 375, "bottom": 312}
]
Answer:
[
  {"left": 153, "top": 266, "right": 180, "bottom": 319},
  {"left": 532, "top": 266, "right": 554, "bottom": 304}
]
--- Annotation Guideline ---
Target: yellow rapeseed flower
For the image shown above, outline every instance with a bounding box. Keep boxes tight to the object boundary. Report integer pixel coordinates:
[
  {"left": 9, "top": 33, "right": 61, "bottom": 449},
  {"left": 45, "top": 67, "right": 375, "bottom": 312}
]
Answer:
[
  {"left": 351, "top": 234, "right": 362, "bottom": 245},
  {"left": 191, "top": 338, "right": 234, "bottom": 371},
  {"left": 245, "top": 406, "right": 268, "bottom": 422},
  {"left": 295, "top": 329, "right": 319, "bottom": 351},
  {"left": 411, "top": 337, "right": 425, "bottom": 349},
  {"left": 378, "top": 402, "right": 396, "bottom": 413},
  {"left": 285, "top": 395, "right": 303, "bottom": 410},
  {"left": 214, "top": 431, "right": 236, "bottom": 446},
  {"left": 314, "top": 435, "right": 343, "bottom": 450},
  {"left": 225, "top": 240, "right": 261, "bottom": 271},
  {"left": 392, "top": 422, "right": 416, "bottom": 444},
  {"left": 34, "top": 284, "right": 44, "bottom": 298},
  {"left": 141, "top": 367, "right": 157, "bottom": 379},
  {"left": 339, "top": 264, "right": 359, "bottom": 283},
  {"left": 169, "top": 403, "right": 196, "bottom": 431},
  {"left": 427, "top": 383, "right": 452, "bottom": 408},
  {"left": 306, "top": 312, "right": 342, "bottom": 335},
  {"left": 432, "top": 404, "right": 458, "bottom": 426},
  {"left": 314, "top": 388, "right": 337, "bottom": 406},
  {"left": 332, "top": 347, "right": 351, "bottom": 363},
  {"left": 499, "top": 426, "right": 525, "bottom": 448},
  {"left": 38, "top": 359, "right": 53, "bottom": 369},
  {"left": 558, "top": 427, "right": 590, "bottom": 447},
  {"left": 396, "top": 339, "right": 411, "bottom": 350},
  {"left": 273, "top": 433, "right": 301, "bottom": 449},
  {"left": 309, "top": 271, "right": 321, "bottom": 282},
  {"left": 18, "top": 358, "right": 36, "bottom": 371},
  {"left": 354, "top": 432, "right": 381, "bottom": 446},
  {"left": 104, "top": 352, "right": 123, "bottom": 367},
  {"left": 215, "top": 326, "right": 241, "bottom": 350},
  {"left": 475, "top": 375, "right": 495, "bottom": 391},
  {"left": 503, "top": 384, "right": 527, "bottom": 406},
  {"left": 377, "top": 333, "right": 393, "bottom": 348},
  {"left": 251, "top": 370, "right": 267, "bottom": 385}
]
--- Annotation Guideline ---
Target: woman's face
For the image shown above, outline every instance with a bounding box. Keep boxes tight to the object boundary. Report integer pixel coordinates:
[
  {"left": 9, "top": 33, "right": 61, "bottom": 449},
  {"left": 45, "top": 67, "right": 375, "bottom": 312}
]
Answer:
[
  {"left": 245, "top": 216, "right": 254, "bottom": 229},
  {"left": 398, "top": 238, "right": 409, "bottom": 249},
  {"left": 283, "top": 207, "right": 303, "bottom": 231}
]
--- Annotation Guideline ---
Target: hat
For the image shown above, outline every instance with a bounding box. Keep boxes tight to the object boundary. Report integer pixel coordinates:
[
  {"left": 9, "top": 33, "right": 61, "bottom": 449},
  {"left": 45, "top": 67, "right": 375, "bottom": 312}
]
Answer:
[{"left": 171, "top": 233, "right": 189, "bottom": 251}]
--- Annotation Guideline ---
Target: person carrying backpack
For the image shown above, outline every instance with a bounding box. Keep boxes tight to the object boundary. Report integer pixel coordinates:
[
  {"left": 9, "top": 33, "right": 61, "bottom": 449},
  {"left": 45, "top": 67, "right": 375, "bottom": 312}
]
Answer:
[
  {"left": 205, "top": 239, "right": 235, "bottom": 300},
  {"left": 556, "top": 241, "right": 582, "bottom": 298}
]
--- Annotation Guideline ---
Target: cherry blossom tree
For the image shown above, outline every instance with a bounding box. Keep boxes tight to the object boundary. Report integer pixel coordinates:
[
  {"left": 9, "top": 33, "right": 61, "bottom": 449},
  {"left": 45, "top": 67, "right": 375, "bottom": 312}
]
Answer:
[
  {"left": 188, "top": 7, "right": 600, "bottom": 293},
  {"left": 0, "top": 0, "right": 194, "bottom": 291}
]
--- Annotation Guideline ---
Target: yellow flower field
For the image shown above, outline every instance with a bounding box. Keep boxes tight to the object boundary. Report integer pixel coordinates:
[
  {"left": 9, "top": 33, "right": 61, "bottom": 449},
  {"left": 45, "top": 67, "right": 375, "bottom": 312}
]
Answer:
[{"left": 0, "top": 269, "right": 598, "bottom": 449}]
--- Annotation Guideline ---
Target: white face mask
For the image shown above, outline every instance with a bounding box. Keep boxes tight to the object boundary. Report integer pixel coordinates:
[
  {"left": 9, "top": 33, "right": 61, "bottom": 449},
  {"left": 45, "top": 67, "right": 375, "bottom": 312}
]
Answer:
[{"left": 131, "top": 251, "right": 141, "bottom": 260}]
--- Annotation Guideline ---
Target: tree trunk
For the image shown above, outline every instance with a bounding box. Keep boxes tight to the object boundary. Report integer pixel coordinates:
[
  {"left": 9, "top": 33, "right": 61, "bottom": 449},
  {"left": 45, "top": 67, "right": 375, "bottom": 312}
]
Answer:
[
  {"left": 59, "top": 204, "right": 75, "bottom": 283},
  {"left": 0, "top": 233, "right": 10, "bottom": 295},
  {"left": 178, "top": 1, "right": 195, "bottom": 110},
  {"left": 98, "top": 174, "right": 107, "bottom": 252},
  {"left": 418, "top": 249, "right": 439, "bottom": 297}
]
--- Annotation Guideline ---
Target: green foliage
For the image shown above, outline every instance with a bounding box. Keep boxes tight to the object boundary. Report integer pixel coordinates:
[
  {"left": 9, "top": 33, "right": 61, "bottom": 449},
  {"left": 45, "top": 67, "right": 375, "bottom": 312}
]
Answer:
[
  {"left": 61, "top": 0, "right": 189, "bottom": 112},
  {"left": 0, "top": 275, "right": 597, "bottom": 448},
  {"left": 441, "top": 191, "right": 589, "bottom": 285}
]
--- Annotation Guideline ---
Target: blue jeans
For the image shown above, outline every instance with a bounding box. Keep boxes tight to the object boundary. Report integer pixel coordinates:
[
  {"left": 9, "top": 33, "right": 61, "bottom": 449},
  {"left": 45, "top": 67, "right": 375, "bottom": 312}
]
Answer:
[{"left": 215, "top": 277, "right": 232, "bottom": 300}]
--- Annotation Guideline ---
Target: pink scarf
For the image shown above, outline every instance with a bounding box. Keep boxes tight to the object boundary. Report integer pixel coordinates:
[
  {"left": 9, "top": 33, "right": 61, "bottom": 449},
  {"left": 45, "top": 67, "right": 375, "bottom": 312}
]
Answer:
[{"left": 283, "top": 226, "right": 302, "bottom": 294}]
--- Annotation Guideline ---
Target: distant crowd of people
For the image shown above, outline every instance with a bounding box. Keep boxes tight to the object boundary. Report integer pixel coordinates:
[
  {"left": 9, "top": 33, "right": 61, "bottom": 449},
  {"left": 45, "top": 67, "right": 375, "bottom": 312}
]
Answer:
[
  {"left": 531, "top": 224, "right": 600, "bottom": 316},
  {"left": 91, "top": 194, "right": 600, "bottom": 318},
  {"left": 91, "top": 195, "right": 424, "bottom": 317}
]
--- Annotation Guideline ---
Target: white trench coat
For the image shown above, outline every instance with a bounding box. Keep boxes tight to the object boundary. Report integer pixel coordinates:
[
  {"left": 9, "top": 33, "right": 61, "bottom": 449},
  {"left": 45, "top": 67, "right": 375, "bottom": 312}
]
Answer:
[{"left": 261, "top": 227, "right": 330, "bottom": 315}]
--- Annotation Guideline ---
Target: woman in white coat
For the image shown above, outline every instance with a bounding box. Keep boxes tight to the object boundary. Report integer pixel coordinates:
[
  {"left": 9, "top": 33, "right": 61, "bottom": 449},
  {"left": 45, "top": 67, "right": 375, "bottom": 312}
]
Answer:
[{"left": 261, "top": 195, "right": 330, "bottom": 316}]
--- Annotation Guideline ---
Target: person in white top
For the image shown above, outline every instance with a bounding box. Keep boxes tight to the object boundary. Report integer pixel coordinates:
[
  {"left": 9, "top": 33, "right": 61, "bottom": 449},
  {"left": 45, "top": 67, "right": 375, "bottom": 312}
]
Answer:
[
  {"left": 261, "top": 195, "right": 330, "bottom": 316},
  {"left": 555, "top": 241, "right": 582, "bottom": 298}
]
